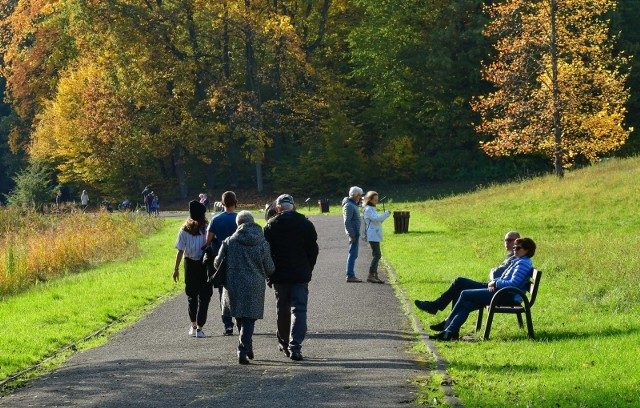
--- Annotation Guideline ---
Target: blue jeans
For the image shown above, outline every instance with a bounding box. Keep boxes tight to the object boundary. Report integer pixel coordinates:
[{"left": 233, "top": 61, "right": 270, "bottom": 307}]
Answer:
[
  {"left": 274, "top": 283, "right": 308, "bottom": 353},
  {"left": 433, "top": 277, "right": 487, "bottom": 311},
  {"left": 236, "top": 318, "right": 256, "bottom": 356},
  {"left": 368, "top": 241, "right": 381, "bottom": 274},
  {"left": 446, "top": 288, "right": 496, "bottom": 333},
  {"left": 346, "top": 237, "right": 359, "bottom": 278}
]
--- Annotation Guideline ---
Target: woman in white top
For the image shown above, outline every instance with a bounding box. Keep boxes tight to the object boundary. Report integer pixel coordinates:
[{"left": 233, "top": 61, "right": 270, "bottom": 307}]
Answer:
[
  {"left": 361, "top": 191, "right": 390, "bottom": 284},
  {"left": 173, "top": 200, "right": 213, "bottom": 338}
]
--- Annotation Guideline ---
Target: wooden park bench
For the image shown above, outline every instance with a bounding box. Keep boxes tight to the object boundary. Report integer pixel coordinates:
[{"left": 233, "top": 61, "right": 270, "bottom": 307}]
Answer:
[{"left": 475, "top": 268, "right": 542, "bottom": 340}]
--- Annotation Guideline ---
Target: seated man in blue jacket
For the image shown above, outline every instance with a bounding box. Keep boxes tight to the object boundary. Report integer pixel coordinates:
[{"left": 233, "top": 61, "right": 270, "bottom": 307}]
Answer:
[{"left": 417, "top": 237, "right": 536, "bottom": 341}]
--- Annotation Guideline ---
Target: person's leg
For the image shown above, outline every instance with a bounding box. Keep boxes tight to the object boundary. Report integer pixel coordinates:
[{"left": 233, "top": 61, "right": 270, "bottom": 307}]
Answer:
[
  {"left": 274, "top": 284, "right": 292, "bottom": 352},
  {"left": 369, "top": 241, "right": 381, "bottom": 274},
  {"left": 219, "top": 286, "right": 234, "bottom": 333},
  {"left": 289, "top": 283, "right": 309, "bottom": 354},
  {"left": 433, "top": 277, "right": 487, "bottom": 310},
  {"left": 237, "top": 318, "right": 256, "bottom": 358},
  {"left": 183, "top": 259, "right": 199, "bottom": 330},
  {"left": 445, "top": 289, "right": 495, "bottom": 334},
  {"left": 196, "top": 281, "right": 213, "bottom": 328},
  {"left": 346, "top": 238, "right": 360, "bottom": 278}
]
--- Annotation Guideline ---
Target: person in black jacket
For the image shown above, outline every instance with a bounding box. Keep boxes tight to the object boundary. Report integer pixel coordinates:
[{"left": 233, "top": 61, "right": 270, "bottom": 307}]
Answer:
[{"left": 263, "top": 194, "right": 319, "bottom": 361}]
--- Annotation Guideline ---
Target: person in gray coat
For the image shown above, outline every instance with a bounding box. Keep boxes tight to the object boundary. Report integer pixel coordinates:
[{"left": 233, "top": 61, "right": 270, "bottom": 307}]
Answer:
[
  {"left": 342, "top": 186, "right": 363, "bottom": 282},
  {"left": 214, "top": 211, "right": 275, "bottom": 365}
]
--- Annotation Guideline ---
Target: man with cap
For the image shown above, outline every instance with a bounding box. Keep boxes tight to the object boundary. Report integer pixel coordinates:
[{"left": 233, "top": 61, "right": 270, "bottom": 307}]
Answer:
[
  {"left": 342, "top": 186, "right": 363, "bottom": 282},
  {"left": 205, "top": 191, "right": 239, "bottom": 335},
  {"left": 264, "top": 194, "right": 319, "bottom": 361}
]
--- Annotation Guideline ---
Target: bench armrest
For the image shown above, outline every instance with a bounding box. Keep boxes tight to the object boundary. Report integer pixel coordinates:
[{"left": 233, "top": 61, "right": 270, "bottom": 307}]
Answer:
[{"left": 489, "top": 286, "right": 529, "bottom": 309}]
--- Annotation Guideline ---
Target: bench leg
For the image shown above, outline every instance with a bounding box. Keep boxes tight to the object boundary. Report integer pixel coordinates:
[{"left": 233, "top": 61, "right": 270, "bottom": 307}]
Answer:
[
  {"left": 516, "top": 312, "right": 524, "bottom": 329},
  {"left": 525, "top": 309, "right": 535, "bottom": 339},
  {"left": 483, "top": 310, "right": 495, "bottom": 340},
  {"left": 475, "top": 308, "right": 484, "bottom": 332}
]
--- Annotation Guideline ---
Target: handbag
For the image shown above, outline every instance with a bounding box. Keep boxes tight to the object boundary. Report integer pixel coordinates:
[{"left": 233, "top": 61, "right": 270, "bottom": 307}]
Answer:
[{"left": 208, "top": 254, "right": 227, "bottom": 288}]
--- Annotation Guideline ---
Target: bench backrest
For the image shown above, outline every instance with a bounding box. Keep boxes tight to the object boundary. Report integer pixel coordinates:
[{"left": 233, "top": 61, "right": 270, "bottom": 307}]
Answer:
[{"left": 527, "top": 268, "right": 542, "bottom": 307}]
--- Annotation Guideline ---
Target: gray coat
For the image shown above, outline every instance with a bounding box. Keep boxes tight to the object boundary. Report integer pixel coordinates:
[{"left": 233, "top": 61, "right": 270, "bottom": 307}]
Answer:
[
  {"left": 214, "top": 222, "right": 275, "bottom": 319},
  {"left": 342, "top": 197, "right": 361, "bottom": 237}
]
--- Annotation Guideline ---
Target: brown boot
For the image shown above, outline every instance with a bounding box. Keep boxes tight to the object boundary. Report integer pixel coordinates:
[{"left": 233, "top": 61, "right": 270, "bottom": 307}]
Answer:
[{"left": 367, "top": 273, "right": 384, "bottom": 284}]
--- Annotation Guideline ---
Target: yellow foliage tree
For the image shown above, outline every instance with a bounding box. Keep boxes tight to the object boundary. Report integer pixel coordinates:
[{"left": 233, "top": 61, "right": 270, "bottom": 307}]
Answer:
[{"left": 472, "top": 0, "right": 632, "bottom": 177}]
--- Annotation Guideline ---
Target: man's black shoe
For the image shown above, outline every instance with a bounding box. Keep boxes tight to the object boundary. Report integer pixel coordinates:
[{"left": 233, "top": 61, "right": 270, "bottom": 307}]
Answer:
[
  {"left": 430, "top": 331, "right": 459, "bottom": 341},
  {"left": 429, "top": 320, "right": 447, "bottom": 332},
  {"left": 224, "top": 326, "right": 234, "bottom": 336},
  {"left": 238, "top": 354, "right": 250, "bottom": 365},
  {"left": 247, "top": 350, "right": 254, "bottom": 360},
  {"left": 414, "top": 300, "right": 439, "bottom": 315},
  {"left": 278, "top": 344, "right": 291, "bottom": 358},
  {"left": 290, "top": 351, "right": 304, "bottom": 361}
]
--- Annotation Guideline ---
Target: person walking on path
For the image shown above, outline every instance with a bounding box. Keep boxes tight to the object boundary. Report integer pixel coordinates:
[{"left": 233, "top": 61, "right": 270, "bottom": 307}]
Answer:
[
  {"left": 80, "top": 190, "right": 89, "bottom": 213},
  {"left": 264, "top": 194, "right": 319, "bottom": 361},
  {"left": 142, "top": 186, "right": 152, "bottom": 215},
  {"left": 361, "top": 191, "right": 390, "bottom": 284},
  {"left": 173, "top": 200, "right": 213, "bottom": 338},
  {"left": 214, "top": 211, "right": 275, "bottom": 365},
  {"left": 206, "top": 191, "right": 239, "bottom": 335},
  {"left": 342, "top": 186, "right": 363, "bottom": 282}
]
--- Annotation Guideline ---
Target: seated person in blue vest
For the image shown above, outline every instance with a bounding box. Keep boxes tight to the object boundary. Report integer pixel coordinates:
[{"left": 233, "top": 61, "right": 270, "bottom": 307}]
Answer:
[
  {"left": 415, "top": 230, "right": 520, "bottom": 316},
  {"left": 420, "top": 237, "right": 536, "bottom": 341}
]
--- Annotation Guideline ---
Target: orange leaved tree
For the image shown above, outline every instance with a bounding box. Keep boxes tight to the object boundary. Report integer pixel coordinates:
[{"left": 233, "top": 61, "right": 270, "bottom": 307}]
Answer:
[{"left": 472, "top": 0, "right": 632, "bottom": 177}]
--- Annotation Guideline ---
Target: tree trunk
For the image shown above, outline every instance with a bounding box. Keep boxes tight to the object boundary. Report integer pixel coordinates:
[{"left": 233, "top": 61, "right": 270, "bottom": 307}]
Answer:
[
  {"left": 550, "top": 0, "right": 564, "bottom": 177},
  {"left": 172, "top": 146, "right": 188, "bottom": 199},
  {"left": 255, "top": 161, "right": 263, "bottom": 193}
]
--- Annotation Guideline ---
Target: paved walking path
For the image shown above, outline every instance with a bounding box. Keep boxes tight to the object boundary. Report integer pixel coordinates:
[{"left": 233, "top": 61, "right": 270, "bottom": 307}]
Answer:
[{"left": 1, "top": 215, "right": 423, "bottom": 407}]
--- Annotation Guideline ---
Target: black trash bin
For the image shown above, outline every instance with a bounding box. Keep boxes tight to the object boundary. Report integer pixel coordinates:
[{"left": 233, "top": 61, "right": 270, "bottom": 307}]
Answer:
[
  {"left": 393, "top": 211, "right": 410, "bottom": 233},
  {"left": 318, "top": 199, "right": 330, "bottom": 213}
]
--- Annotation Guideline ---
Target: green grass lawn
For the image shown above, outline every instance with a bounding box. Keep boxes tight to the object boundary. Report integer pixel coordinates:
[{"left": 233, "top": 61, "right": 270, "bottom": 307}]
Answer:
[
  {"left": 383, "top": 157, "right": 640, "bottom": 407},
  {"left": 0, "top": 218, "right": 184, "bottom": 388}
]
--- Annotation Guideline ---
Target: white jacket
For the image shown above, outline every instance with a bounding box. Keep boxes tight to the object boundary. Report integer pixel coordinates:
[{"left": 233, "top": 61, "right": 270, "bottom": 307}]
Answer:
[{"left": 362, "top": 205, "right": 390, "bottom": 242}]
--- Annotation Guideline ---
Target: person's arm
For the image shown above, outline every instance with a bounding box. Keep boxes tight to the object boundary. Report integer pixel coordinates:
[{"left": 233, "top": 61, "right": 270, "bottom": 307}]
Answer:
[
  {"left": 304, "top": 221, "right": 319, "bottom": 269},
  {"left": 365, "top": 206, "right": 390, "bottom": 221},
  {"left": 343, "top": 204, "right": 357, "bottom": 242},
  {"left": 214, "top": 240, "right": 228, "bottom": 270},
  {"left": 496, "top": 258, "right": 532, "bottom": 289},
  {"left": 173, "top": 250, "right": 184, "bottom": 282},
  {"left": 262, "top": 241, "right": 275, "bottom": 276}
]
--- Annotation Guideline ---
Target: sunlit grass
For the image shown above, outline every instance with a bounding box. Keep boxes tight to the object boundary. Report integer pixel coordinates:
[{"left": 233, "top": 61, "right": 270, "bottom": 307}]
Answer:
[
  {"left": 0, "top": 209, "right": 163, "bottom": 296},
  {"left": 0, "top": 218, "right": 182, "bottom": 384},
  {"left": 383, "top": 157, "right": 640, "bottom": 407}
]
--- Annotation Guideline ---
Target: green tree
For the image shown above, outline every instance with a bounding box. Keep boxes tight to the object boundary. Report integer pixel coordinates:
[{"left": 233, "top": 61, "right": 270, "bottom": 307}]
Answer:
[{"left": 5, "top": 161, "right": 52, "bottom": 210}]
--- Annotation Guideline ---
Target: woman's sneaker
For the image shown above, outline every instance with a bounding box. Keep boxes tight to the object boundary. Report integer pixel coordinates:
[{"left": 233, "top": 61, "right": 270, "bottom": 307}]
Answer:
[
  {"left": 189, "top": 326, "right": 197, "bottom": 337},
  {"left": 196, "top": 328, "right": 206, "bottom": 338}
]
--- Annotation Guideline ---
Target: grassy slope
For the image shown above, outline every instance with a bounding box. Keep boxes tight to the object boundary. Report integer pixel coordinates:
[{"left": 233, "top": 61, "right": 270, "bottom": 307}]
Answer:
[
  {"left": 0, "top": 218, "right": 183, "bottom": 383},
  {"left": 383, "top": 157, "right": 640, "bottom": 407}
]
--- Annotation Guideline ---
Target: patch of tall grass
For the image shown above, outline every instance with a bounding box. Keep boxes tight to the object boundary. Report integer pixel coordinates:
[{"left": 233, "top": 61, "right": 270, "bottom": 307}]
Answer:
[
  {"left": 0, "top": 208, "right": 163, "bottom": 296},
  {"left": 383, "top": 156, "right": 640, "bottom": 406}
]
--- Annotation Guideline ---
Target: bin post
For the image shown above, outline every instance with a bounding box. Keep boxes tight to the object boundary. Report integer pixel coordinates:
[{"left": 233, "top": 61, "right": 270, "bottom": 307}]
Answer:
[
  {"left": 318, "top": 199, "right": 330, "bottom": 213},
  {"left": 393, "top": 211, "right": 410, "bottom": 233}
]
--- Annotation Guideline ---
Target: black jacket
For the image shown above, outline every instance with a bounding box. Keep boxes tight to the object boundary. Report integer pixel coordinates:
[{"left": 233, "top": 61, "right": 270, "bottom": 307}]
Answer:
[{"left": 264, "top": 211, "right": 319, "bottom": 284}]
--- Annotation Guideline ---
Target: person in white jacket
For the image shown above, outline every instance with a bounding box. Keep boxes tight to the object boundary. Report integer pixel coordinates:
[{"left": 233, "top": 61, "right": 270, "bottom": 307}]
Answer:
[{"left": 361, "top": 191, "right": 390, "bottom": 283}]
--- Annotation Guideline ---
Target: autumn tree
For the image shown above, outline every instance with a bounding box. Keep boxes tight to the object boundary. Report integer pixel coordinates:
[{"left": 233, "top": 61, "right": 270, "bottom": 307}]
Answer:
[{"left": 473, "top": 0, "right": 632, "bottom": 177}]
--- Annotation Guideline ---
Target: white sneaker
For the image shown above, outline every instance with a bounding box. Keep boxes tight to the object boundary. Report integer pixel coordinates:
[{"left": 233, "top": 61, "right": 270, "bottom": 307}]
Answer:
[
  {"left": 189, "top": 326, "right": 197, "bottom": 337},
  {"left": 196, "top": 329, "right": 206, "bottom": 338}
]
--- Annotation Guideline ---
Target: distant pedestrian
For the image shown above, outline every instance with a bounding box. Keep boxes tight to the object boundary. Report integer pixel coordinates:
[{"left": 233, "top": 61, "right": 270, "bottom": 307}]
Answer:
[
  {"left": 142, "top": 186, "right": 152, "bottom": 215},
  {"left": 361, "top": 191, "right": 390, "bottom": 284},
  {"left": 80, "top": 190, "right": 89, "bottom": 213},
  {"left": 173, "top": 200, "right": 212, "bottom": 338},
  {"left": 264, "top": 194, "right": 319, "bottom": 361},
  {"left": 200, "top": 193, "right": 210, "bottom": 211},
  {"left": 55, "top": 191, "right": 62, "bottom": 213},
  {"left": 214, "top": 211, "right": 275, "bottom": 365},
  {"left": 151, "top": 194, "right": 159, "bottom": 216},
  {"left": 205, "top": 191, "right": 239, "bottom": 335},
  {"left": 342, "top": 186, "right": 363, "bottom": 282}
]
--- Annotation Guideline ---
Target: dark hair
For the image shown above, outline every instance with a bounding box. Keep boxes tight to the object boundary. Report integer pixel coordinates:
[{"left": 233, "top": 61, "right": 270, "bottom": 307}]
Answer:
[
  {"left": 182, "top": 217, "right": 208, "bottom": 236},
  {"left": 221, "top": 191, "right": 237, "bottom": 208},
  {"left": 515, "top": 237, "right": 536, "bottom": 258}
]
